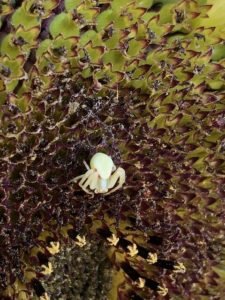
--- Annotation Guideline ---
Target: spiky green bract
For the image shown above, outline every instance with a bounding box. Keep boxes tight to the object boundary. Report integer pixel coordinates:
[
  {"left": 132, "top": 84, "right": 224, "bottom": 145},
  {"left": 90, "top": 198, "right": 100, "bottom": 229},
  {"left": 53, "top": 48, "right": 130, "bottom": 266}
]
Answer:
[{"left": 0, "top": 0, "right": 225, "bottom": 299}]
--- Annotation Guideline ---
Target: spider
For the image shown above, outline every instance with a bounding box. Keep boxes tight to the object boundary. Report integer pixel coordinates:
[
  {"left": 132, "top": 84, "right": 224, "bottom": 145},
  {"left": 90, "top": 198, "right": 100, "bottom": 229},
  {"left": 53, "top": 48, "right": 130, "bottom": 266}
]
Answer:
[{"left": 73, "top": 152, "right": 126, "bottom": 195}]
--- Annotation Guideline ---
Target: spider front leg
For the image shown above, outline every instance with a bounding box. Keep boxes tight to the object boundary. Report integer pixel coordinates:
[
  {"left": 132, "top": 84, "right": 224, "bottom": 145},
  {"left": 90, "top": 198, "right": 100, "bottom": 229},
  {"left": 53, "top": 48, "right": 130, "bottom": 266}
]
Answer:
[
  {"left": 106, "top": 167, "right": 126, "bottom": 195},
  {"left": 84, "top": 171, "right": 98, "bottom": 191},
  {"left": 83, "top": 160, "right": 90, "bottom": 170},
  {"left": 79, "top": 170, "right": 99, "bottom": 195},
  {"left": 71, "top": 160, "right": 91, "bottom": 184},
  {"left": 72, "top": 169, "right": 93, "bottom": 183},
  {"left": 72, "top": 169, "right": 94, "bottom": 195}
]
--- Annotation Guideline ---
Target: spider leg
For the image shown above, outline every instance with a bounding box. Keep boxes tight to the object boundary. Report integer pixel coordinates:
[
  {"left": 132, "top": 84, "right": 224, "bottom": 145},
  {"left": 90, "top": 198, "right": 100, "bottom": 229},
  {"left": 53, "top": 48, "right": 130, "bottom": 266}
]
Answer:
[
  {"left": 89, "top": 172, "right": 99, "bottom": 190},
  {"left": 106, "top": 167, "right": 126, "bottom": 195},
  {"left": 71, "top": 174, "right": 83, "bottom": 182},
  {"left": 72, "top": 169, "right": 93, "bottom": 184},
  {"left": 79, "top": 169, "right": 94, "bottom": 186},
  {"left": 83, "top": 160, "right": 90, "bottom": 170},
  {"left": 80, "top": 171, "right": 98, "bottom": 195}
]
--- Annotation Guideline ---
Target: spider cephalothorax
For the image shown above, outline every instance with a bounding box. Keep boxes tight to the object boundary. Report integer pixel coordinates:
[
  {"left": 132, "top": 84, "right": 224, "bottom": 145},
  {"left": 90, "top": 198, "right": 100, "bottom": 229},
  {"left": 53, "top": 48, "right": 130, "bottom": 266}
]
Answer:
[{"left": 73, "top": 152, "right": 125, "bottom": 195}]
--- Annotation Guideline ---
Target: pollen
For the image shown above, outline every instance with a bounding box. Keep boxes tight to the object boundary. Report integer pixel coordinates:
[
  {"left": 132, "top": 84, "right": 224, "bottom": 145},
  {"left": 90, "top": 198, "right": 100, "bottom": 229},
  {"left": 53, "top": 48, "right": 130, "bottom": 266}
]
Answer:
[
  {"left": 41, "top": 262, "right": 53, "bottom": 276},
  {"left": 75, "top": 235, "right": 87, "bottom": 248},
  {"left": 147, "top": 252, "right": 158, "bottom": 264},
  {"left": 136, "top": 277, "right": 146, "bottom": 289},
  {"left": 107, "top": 234, "right": 119, "bottom": 246},
  {"left": 174, "top": 262, "right": 186, "bottom": 274},
  {"left": 157, "top": 285, "right": 168, "bottom": 296},
  {"left": 40, "top": 293, "right": 51, "bottom": 300},
  {"left": 127, "top": 243, "right": 139, "bottom": 257},
  {"left": 47, "top": 241, "right": 60, "bottom": 255}
]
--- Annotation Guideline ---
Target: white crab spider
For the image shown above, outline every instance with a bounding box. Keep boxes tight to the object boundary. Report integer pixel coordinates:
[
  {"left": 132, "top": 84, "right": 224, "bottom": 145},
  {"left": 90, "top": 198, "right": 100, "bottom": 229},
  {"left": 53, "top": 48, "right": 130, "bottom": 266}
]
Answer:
[{"left": 73, "top": 152, "right": 125, "bottom": 195}]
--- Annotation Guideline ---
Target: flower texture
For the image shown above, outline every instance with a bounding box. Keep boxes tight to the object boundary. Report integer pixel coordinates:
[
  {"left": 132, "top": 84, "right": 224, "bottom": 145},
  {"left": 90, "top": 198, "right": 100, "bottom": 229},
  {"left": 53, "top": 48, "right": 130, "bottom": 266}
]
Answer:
[{"left": 0, "top": 0, "right": 225, "bottom": 299}]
